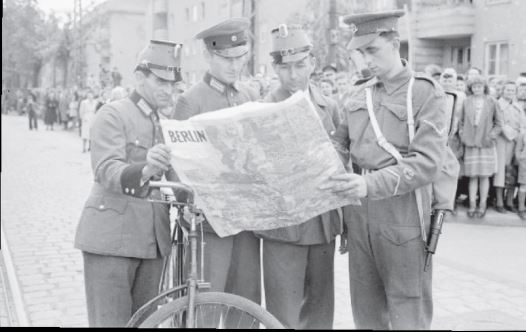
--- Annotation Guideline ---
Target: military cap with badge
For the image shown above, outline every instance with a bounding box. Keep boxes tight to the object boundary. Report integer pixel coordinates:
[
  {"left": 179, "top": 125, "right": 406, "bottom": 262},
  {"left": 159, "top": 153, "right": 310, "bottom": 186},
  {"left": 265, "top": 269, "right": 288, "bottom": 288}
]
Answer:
[
  {"left": 344, "top": 10, "right": 405, "bottom": 84},
  {"left": 195, "top": 17, "right": 251, "bottom": 58},
  {"left": 136, "top": 39, "right": 183, "bottom": 82},
  {"left": 270, "top": 24, "right": 313, "bottom": 64}
]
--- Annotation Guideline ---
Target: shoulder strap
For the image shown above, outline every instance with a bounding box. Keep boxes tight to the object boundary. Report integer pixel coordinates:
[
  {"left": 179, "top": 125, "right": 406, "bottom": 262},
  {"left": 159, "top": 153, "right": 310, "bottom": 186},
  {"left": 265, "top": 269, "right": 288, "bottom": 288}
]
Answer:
[
  {"left": 365, "top": 87, "right": 403, "bottom": 162},
  {"left": 364, "top": 76, "right": 427, "bottom": 245}
]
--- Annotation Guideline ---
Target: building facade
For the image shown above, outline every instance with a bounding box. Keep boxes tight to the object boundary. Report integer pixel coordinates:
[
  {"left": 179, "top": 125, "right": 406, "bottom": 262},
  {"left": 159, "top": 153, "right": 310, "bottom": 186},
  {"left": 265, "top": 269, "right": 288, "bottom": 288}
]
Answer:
[
  {"left": 396, "top": 0, "right": 526, "bottom": 79},
  {"left": 145, "top": 0, "right": 525, "bottom": 84},
  {"left": 81, "top": 0, "right": 148, "bottom": 90}
]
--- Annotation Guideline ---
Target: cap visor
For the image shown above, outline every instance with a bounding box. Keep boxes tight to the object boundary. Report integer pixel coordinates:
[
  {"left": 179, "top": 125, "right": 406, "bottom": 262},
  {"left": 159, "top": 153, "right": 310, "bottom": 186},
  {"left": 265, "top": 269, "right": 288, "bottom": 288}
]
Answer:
[
  {"left": 347, "top": 33, "right": 379, "bottom": 50},
  {"left": 282, "top": 51, "right": 310, "bottom": 63},
  {"left": 213, "top": 44, "right": 249, "bottom": 58},
  {"left": 150, "top": 68, "right": 179, "bottom": 82}
]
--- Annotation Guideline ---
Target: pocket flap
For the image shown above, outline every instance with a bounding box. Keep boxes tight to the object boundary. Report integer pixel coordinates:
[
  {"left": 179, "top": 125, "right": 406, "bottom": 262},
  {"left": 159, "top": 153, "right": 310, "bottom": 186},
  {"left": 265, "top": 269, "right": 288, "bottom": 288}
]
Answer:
[
  {"left": 382, "top": 102, "right": 407, "bottom": 121},
  {"left": 380, "top": 226, "right": 421, "bottom": 246},
  {"left": 84, "top": 195, "right": 128, "bottom": 214}
]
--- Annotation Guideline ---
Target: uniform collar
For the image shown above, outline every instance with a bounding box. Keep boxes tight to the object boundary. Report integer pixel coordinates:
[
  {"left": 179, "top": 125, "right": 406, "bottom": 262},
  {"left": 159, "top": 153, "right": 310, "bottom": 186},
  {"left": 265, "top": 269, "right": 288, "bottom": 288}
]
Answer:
[
  {"left": 273, "top": 83, "right": 327, "bottom": 108},
  {"left": 129, "top": 90, "right": 157, "bottom": 118},
  {"left": 204, "top": 72, "right": 239, "bottom": 95},
  {"left": 377, "top": 59, "right": 412, "bottom": 95}
]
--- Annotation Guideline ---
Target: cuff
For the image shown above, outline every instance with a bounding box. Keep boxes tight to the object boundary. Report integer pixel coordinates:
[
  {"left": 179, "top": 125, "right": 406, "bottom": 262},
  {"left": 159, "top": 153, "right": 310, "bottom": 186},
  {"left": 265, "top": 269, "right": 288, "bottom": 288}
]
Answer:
[{"left": 120, "top": 162, "right": 149, "bottom": 198}]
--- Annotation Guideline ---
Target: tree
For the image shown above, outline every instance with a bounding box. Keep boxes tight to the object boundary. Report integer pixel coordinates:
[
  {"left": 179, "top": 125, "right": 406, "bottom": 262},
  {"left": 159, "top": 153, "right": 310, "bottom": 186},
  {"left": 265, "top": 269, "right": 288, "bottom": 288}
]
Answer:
[
  {"left": 285, "top": 0, "right": 377, "bottom": 73},
  {"left": 2, "top": 0, "right": 73, "bottom": 88}
]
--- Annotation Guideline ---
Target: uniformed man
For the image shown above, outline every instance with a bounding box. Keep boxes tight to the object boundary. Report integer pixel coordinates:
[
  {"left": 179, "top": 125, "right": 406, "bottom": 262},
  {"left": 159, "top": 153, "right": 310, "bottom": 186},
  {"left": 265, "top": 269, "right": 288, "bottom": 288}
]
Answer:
[
  {"left": 322, "top": 11, "right": 448, "bottom": 329},
  {"left": 253, "top": 24, "right": 342, "bottom": 329},
  {"left": 74, "top": 39, "right": 183, "bottom": 327},
  {"left": 173, "top": 18, "right": 261, "bottom": 305}
]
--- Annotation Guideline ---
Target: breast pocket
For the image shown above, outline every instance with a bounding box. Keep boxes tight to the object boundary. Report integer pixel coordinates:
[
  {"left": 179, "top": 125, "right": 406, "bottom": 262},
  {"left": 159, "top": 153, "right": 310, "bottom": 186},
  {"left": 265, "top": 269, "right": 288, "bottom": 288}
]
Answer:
[
  {"left": 381, "top": 102, "right": 410, "bottom": 149},
  {"left": 125, "top": 135, "right": 152, "bottom": 164},
  {"left": 345, "top": 106, "right": 369, "bottom": 143}
]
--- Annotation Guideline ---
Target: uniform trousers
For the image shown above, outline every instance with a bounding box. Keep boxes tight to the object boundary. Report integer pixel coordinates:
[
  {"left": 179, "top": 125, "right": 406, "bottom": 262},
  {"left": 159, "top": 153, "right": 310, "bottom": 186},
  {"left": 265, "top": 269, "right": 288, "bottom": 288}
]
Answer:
[
  {"left": 197, "top": 230, "right": 261, "bottom": 304},
  {"left": 344, "top": 192, "right": 433, "bottom": 330},
  {"left": 82, "top": 252, "right": 163, "bottom": 327},
  {"left": 263, "top": 240, "right": 335, "bottom": 329}
]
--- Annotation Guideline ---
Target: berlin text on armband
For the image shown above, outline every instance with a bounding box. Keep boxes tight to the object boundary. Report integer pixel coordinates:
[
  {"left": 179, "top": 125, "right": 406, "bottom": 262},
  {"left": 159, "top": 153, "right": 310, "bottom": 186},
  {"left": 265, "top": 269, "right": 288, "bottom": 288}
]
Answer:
[{"left": 168, "top": 130, "right": 208, "bottom": 143}]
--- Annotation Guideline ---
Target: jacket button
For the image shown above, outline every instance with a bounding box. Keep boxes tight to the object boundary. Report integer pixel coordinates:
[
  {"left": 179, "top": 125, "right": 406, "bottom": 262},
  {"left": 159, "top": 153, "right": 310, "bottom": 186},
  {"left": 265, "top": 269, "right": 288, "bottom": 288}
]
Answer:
[
  {"left": 99, "top": 205, "right": 105, "bottom": 210},
  {"left": 131, "top": 188, "right": 135, "bottom": 195},
  {"left": 135, "top": 140, "right": 140, "bottom": 145},
  {"left": 125, "top": 188, "right": 129, "bottom": 194}
]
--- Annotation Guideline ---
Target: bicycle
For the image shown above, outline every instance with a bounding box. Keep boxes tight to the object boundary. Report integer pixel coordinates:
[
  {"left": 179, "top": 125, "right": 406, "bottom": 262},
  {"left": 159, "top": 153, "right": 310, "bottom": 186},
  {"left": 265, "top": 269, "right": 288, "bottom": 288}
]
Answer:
[{"left": 126, "top": 181, "right": 284, "bottom": 328}]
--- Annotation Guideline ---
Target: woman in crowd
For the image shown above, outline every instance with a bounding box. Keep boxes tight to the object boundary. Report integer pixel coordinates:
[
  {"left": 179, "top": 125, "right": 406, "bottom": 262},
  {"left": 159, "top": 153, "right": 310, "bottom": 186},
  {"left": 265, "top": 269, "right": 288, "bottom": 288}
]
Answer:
[
  {"left": 78, "top": 90, "right": 97, "bottom": 153},
  {"left": 458, "top": 76, "right": 501, "bottom": 218},
  {"left": 494, "top": 81, "right": 525, "bottom": 212},
  {"left": 44, "top": 91, "right": 59, "bottom": 130}
]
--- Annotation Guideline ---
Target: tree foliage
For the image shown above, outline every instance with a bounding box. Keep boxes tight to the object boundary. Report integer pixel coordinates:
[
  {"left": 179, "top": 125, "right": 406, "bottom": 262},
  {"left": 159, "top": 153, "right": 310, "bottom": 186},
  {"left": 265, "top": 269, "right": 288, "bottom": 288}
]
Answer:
[{"left": 2, "top": 0, "right": 71, "bottom": 88}]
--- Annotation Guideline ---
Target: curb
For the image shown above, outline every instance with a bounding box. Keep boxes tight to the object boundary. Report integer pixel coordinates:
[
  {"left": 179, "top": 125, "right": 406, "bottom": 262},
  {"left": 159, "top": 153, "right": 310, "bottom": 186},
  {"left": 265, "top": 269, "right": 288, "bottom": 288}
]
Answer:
[
  {"left": 0, "top": 224, "right": 30, "bottom": 326},
  {"left": 448, "top": 206, "right": 526, "bottom": 227}
]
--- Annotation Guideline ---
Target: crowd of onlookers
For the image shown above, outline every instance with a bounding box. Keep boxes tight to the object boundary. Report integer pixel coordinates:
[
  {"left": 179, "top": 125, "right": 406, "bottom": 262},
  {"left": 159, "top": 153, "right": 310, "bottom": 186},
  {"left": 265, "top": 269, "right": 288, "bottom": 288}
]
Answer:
[
  {"left": 308, "top": 64, "right": 526, "bottom": 221},
  {"left": 3, "top": 64, "right": 526, "bottom": 220},
  {"left": 1, "top": 85, "right": 129, "bottom": 152}
]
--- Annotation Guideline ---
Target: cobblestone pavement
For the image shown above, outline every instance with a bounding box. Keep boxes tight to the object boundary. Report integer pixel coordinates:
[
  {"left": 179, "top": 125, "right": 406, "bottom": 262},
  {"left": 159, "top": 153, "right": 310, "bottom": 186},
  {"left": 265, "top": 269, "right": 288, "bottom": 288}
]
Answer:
[
  {"left": 1, "top": 115, "right": 91, "bottom": 327},
  {"left": 2, "top": 114, "right": 526, "bottom": 328}
]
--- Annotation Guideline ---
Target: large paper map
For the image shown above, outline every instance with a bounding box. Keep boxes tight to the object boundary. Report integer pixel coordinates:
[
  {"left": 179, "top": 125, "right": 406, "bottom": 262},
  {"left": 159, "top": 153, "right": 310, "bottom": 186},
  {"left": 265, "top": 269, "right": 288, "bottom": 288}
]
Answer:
[{"left": 161, "top": 91, "right": 358, "bottom": 237}]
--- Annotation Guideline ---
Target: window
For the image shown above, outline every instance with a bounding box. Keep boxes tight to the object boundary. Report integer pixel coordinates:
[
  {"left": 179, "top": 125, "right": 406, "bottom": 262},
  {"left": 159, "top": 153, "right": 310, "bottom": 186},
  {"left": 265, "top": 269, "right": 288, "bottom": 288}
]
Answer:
[
  {"left": 450, "top": 46, "right": 471, "bottom": 74},
  {"left": 230, "top": 0, "right": 243, "bottom": 17},
  {"left": 219, "top": 0, "right": 229, "bottom": 18},
  {"left": 153, "top": 13, "right": 167, "bottom": 30},
  {"left": 185, "top": 7, "right": 190, "bottom": 22},
  {"left": 486, "top": 0, "right": 510, "bottom": 4},
  {"left": 485, "top": 42, "right": 509, "bottom": 76},
  {"left": 201, "top": 2, "right": 206, "bottom": 20},
  {"left": 192, "top": 5, "right": 198, "bottom": 22}
]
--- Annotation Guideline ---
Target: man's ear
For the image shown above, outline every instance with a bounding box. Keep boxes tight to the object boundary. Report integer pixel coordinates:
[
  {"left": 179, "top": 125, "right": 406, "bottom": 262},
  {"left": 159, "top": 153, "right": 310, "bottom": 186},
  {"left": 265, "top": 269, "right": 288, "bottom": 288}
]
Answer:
[
  {"left": 134, "top": 71, "right": 146, "bottom": 86},
  {"left": 392, "top": 38, "right": 401, "bottom": 51},
  {"left": 310, "top": 55, "right": 318, "bottom": 70},
  {"left": 203, "top": 48, "right": 212, "bottom": 63}
]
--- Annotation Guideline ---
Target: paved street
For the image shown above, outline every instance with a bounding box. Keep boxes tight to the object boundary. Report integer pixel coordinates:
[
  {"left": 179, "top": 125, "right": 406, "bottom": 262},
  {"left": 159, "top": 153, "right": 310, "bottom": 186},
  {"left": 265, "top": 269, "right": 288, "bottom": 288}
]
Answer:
[{"left": 2, "top": 113, "right": 526, "bottom": 328}]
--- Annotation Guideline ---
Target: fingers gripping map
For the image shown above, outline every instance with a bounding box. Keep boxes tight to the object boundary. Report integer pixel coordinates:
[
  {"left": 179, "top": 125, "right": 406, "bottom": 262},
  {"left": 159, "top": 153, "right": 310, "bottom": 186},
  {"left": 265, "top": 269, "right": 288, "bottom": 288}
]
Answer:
[{"left": 161, "top": 92, "right": 358, "bottom": 237}]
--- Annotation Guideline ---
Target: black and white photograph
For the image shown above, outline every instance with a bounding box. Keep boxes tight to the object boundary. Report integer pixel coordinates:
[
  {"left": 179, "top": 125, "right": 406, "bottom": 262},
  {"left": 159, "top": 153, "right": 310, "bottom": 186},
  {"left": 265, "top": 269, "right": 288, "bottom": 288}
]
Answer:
[{"left": 1, "top": 0, "right": 526, "bottom": 329}]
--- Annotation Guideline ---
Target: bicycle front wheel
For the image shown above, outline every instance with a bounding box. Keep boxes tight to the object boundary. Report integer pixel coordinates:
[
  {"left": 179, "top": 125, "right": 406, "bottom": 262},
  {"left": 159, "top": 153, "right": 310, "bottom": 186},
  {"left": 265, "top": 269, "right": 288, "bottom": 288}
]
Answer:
[{"left": 139, "top": 292, "right": 284, "bottom": 329}]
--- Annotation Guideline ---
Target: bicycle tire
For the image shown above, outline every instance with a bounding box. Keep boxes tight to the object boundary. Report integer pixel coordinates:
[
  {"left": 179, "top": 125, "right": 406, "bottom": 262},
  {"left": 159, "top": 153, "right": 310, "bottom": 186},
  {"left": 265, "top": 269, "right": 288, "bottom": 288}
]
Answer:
[{"left": 139, "top": 292, "right": 284, "bottom": 329}]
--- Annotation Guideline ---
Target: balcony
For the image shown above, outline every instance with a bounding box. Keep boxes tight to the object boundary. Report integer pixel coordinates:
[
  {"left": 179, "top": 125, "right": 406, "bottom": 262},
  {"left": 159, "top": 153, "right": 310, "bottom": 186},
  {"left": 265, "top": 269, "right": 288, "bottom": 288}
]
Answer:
[
  {"left": 152, "top": 0, "right": 167, "bottom": 14},
  {"left": 414, "top": 0, "right": 475, "bottom": 39}
]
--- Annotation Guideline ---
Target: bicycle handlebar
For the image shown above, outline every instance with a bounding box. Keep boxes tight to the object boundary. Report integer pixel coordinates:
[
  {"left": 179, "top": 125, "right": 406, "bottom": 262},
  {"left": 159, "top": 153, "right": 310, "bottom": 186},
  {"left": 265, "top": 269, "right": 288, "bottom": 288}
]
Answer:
[{"left": 149, "top": 181, "right": 195, "bottom": 196}]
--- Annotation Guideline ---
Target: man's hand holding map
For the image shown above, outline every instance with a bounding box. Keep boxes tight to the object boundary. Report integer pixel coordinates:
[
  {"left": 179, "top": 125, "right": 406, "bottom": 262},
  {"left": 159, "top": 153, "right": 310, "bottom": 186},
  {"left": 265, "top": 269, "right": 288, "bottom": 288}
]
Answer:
[{"left": 160, "top": 91, "right": 358, "bottom": 237}]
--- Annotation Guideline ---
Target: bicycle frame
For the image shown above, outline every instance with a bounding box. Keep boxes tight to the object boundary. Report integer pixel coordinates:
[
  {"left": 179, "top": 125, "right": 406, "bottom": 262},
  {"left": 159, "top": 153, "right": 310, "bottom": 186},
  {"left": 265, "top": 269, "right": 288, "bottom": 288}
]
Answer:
[{"left": 126, "top": 181, "right": 210, "bottom": 328}]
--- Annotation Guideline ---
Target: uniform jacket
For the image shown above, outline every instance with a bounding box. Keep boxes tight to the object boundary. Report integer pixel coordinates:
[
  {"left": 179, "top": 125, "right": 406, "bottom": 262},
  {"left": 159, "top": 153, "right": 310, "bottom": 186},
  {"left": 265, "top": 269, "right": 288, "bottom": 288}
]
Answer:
[
  {"left": 254, "top": 85, "right": 343, "bottom": 245},
  {"left": 174, "top": 72, "right": 260, "bottom": 121},
  {"left": 458, "top": 95, "right": 502, "bottom": 148},
  {"left": 75, "top": 91, "right": 173, "bottom": 259},
  {"left": 333, "top": 65, "right": 448, "bottom": 202},
  {"left": 173, "top": 72, "right": 260, "bottom": 234}
]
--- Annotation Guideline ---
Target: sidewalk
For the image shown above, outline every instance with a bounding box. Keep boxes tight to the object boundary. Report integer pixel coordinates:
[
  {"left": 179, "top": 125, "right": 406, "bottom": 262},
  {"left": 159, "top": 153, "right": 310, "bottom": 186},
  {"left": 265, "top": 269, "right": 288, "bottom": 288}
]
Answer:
[{"left": 449, "top": 205, "right": 526, "bottom": 227}]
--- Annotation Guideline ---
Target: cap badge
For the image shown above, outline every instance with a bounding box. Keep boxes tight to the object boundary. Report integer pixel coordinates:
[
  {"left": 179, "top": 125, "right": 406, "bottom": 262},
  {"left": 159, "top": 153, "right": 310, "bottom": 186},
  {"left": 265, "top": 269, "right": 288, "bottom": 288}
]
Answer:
[
  {"left": 349, "top": 24, "right": 358, "bottom": 34},
  {"left": 173, "top": 44, "right": 182, "bottom": 58},
  {"left": 231, "top": 35, "right": 238, "bottom": 42},
  {"left": 278, "top": 24, "right": 288, "bottom": 38}
]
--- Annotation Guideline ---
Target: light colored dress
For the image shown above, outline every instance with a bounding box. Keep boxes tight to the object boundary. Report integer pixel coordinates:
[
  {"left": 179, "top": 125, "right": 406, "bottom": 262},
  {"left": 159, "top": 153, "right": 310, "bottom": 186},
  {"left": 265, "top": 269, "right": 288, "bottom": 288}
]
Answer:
[{"left": 79, "top": 99, "right": 97, "bottom": 140}]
